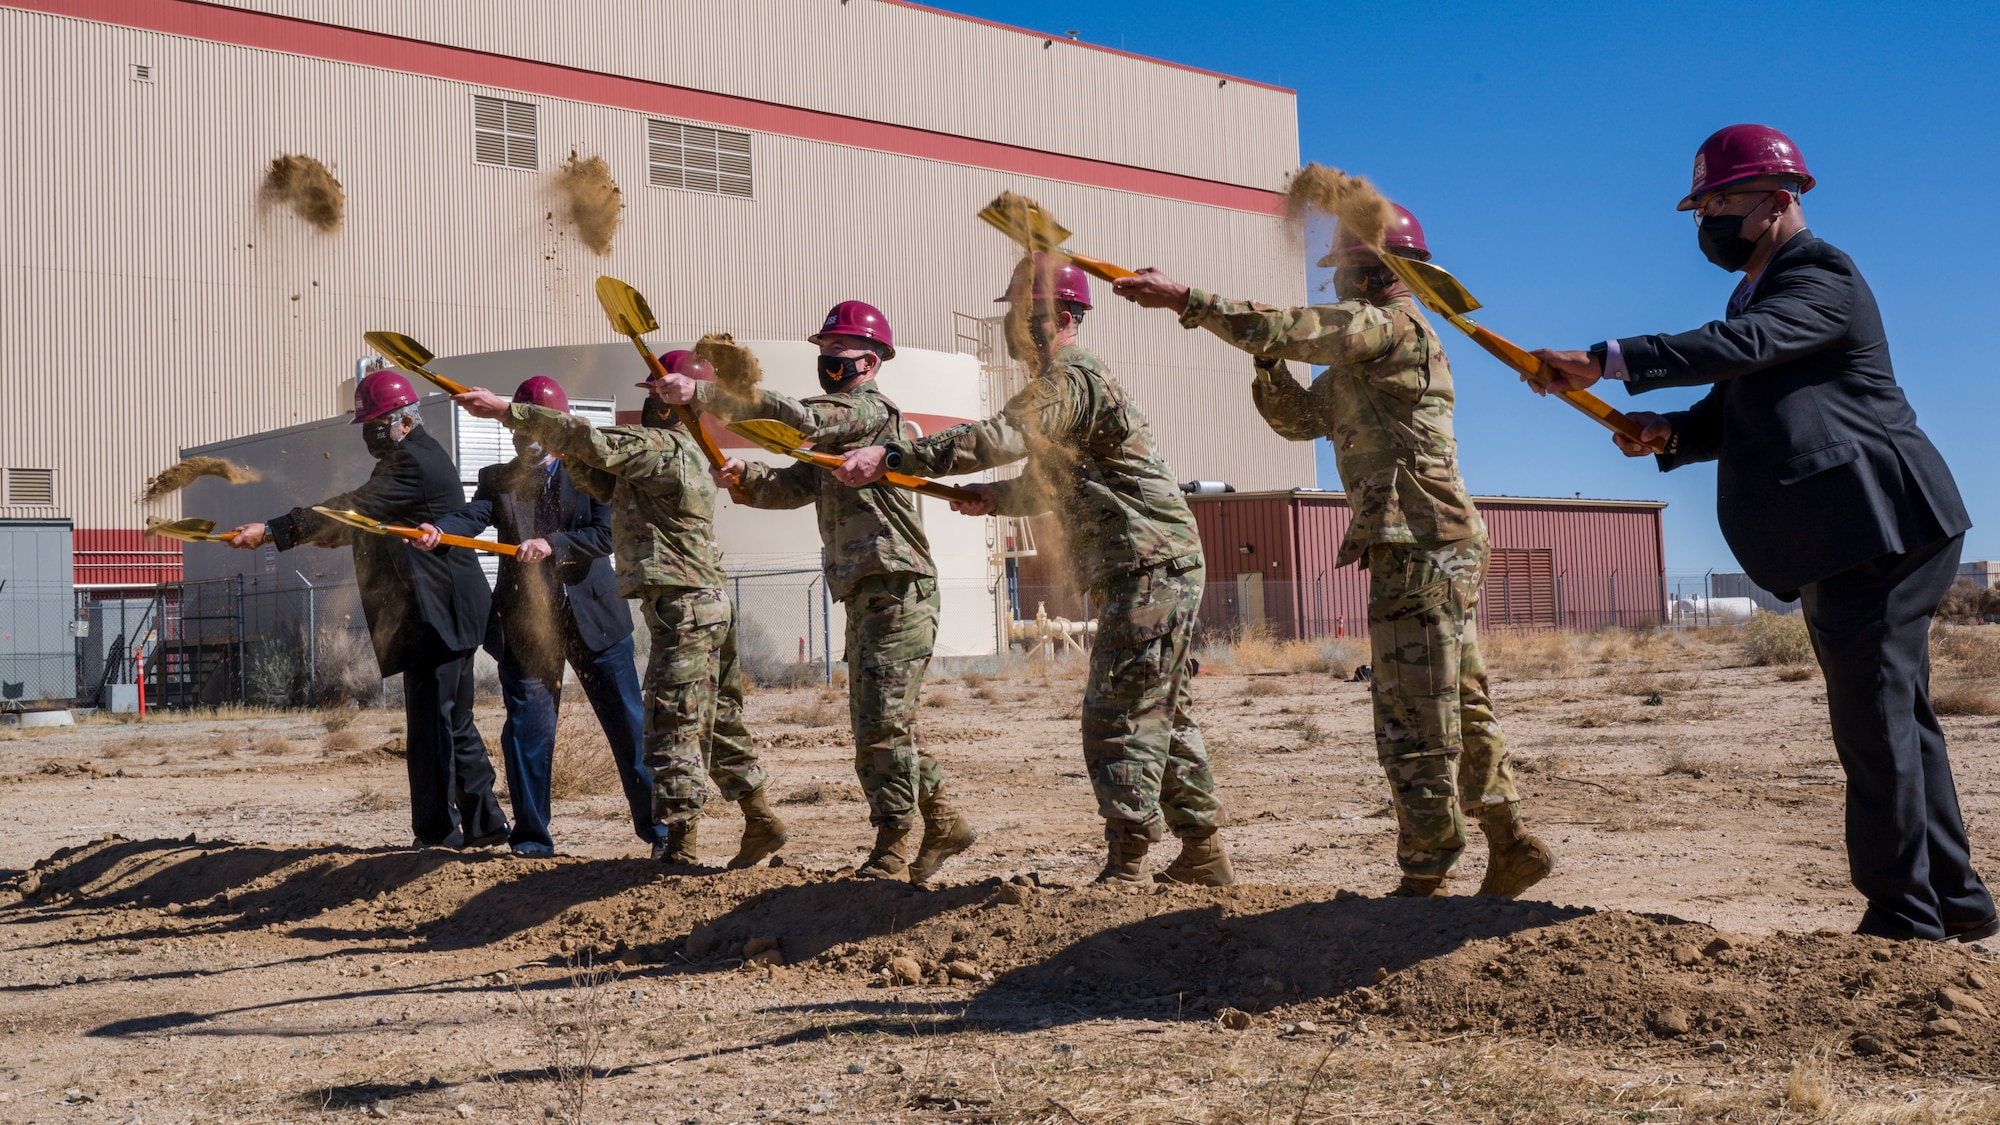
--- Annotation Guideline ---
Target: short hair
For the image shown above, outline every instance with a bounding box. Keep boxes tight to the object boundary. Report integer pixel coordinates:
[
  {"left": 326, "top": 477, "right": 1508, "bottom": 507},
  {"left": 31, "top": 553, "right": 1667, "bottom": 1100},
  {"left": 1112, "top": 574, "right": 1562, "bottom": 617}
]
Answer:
[
  {"left": 1060, "top": 300, "right": 1088, "bottom": 326},
  {"left": 385, "top": 404, "right": 421, "bottom": 430}
]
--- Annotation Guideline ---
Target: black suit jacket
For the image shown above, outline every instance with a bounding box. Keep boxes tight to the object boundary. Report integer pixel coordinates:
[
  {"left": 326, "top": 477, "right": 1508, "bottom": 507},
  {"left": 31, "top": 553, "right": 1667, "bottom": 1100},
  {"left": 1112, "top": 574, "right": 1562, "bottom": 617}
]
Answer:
[
  {"left": 433, "top": 458, "right": 631, "bottom": 659},
  {"left": 267, "top": 429, "right": 491, "bottom": 676},
  {"left": 1615, "top": 230, "right": 1968, "bottom": 593}
]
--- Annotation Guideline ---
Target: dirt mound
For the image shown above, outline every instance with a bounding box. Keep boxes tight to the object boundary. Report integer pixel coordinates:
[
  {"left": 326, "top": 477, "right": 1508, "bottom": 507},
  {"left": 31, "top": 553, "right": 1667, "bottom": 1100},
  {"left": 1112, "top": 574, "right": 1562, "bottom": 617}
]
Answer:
[
  {"left": 11, "top": 839, "right": 1994, "bottom": 1070},
  {"left": 260, "top": 154, "right": 343, "bottom": 232}
]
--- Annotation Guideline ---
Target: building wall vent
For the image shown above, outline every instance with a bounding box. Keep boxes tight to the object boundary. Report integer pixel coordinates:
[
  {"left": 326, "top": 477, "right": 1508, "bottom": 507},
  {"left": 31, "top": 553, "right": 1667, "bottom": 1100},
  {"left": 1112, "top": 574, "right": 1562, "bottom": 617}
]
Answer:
[
  {"left": 473, "top": 95, "right": 538, "bottom": 170},
  {"left": 6, "top": 468, "right": 56, "bottom": 506},
  {"left": 648, "top": 119, "right": 753, "bottom": 198},
  {"left": 130, "top": 63, "right": 153, "bottom": 82}
]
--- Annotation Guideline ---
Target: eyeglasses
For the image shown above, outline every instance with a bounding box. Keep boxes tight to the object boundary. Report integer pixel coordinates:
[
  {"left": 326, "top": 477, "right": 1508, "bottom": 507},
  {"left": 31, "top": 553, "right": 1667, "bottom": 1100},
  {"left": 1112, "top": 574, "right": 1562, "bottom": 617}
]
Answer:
[{"left": 1690, "top": 188, "right": 1780, "bottom": 222}]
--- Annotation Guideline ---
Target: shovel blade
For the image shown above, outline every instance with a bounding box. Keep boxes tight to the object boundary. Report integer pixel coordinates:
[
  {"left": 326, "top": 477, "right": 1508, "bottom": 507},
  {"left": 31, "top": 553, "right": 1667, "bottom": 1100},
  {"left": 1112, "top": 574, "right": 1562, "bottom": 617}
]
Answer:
[
  {"left": 363, "top": 331, "right": 437, "bottom": 372},
  {"left": 311, "top": 505, "right": 385, "bottom": 533},
  {"left": 977, "top": 194, "right": 1072, "bottom": 253},
  {"left": 727, "top": 418, "right": 814, "bottom": 457},
  {"left": 1378, "top": 255, "right": 1483, "bottom": 319},
  {"left": 594, "top": 275, "right": 660, "bottom": 337},
  {"left": 147, "top": 517, "right": 219, "bottom": 543}
]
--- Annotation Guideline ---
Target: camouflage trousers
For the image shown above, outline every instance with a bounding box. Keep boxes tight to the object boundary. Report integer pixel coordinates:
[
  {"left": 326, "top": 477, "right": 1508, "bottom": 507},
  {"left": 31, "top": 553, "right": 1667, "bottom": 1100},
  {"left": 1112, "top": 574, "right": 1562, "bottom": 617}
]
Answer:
[
  {"left": 844, "top": 573, "right": 944, "bottom": 830},
  {"left": 1366, "top": 541, "right": 1520, "bottom": 878},
  {"left": 638, "top": 585, "right": 768, "bottom": 827},
  {"left": 1082, "top": 557, "right": 1222, "bottom": 840}
]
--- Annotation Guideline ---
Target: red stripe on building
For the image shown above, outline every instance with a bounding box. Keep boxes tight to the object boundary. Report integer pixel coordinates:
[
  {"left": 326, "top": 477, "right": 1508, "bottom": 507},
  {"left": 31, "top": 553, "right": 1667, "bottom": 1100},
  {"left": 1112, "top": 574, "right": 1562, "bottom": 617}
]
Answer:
[
  {"left": 73, "top": 529, "right": 183, "bottom": 587},
  {"left": 613, "top": 412, "right": 974, "bottom": 442},
  {"left": 11, "top": 0, "right": 1288, "bottom": 215}
]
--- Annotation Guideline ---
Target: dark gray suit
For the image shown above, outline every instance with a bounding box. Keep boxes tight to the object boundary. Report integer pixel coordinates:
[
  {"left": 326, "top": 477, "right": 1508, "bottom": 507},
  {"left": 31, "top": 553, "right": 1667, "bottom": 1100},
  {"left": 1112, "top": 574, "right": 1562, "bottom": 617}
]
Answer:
[{"left": 1611, "top": 229, "right": 1992, "bottom": 941}]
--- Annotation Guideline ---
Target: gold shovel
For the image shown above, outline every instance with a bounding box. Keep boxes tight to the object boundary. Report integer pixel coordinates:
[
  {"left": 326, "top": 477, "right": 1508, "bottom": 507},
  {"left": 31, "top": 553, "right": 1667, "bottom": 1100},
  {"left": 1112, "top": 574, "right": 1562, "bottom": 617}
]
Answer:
[
  {"left": 146, "top": 517, "right": 234, "bottom": 543},
  {"left": 1371, "top": 255, "right": 1663, "bottom": 451},
  {"left": 311, "top": 506, "right": 519, "bottom": 555},
  {"left": 976, "top": 195, "right": 1136, "bottom": 282},
  {"left": 591, "top": 277, "right": 735, "bottom": 475},
  {"left": 728, "top": 419, "right": 982, "bottom": 505},
  {"left": 361, "top": 331, "right": 471, "bottom": 396}
]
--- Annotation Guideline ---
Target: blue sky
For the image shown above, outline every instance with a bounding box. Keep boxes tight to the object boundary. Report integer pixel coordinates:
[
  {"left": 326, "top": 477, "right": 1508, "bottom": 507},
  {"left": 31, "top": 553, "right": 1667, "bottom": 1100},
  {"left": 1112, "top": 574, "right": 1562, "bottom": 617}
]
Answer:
[{"left": 938, "top": 1, "right": 1999, "bottom": 574}]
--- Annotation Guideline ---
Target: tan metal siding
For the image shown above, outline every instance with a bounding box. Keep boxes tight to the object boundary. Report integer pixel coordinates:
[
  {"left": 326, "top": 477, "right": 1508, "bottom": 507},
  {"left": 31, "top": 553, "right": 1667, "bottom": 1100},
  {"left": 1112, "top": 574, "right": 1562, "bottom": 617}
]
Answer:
[
  {"left": 0, "top": 8, "right": 1311, "bottom": 535},
  {"left": 201, "top": 0, "right": 1299, "bottom": 189}
]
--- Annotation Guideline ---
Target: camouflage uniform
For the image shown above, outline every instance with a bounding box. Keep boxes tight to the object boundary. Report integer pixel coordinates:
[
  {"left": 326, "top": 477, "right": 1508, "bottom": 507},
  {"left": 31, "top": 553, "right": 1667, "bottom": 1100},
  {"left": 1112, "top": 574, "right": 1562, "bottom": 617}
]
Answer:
[
  {"left": 505, "top": 404, "right": 767, "bottom": 829},
  {"left": 1180, "top": 291, "right": 1520, "bottom": 878},
  {"left": 888, "top": 344, "right": 1221, "bottom": 841},
  {"left": 694, "top": 381, "right": 945, "bottom": 830}
]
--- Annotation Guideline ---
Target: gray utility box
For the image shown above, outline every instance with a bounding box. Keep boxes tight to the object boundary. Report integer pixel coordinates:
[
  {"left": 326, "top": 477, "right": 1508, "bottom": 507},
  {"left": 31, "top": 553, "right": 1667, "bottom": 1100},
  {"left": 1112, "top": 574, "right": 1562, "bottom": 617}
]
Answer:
[{"left": 0, "top": 519, "right": 76, "bottom": 705}]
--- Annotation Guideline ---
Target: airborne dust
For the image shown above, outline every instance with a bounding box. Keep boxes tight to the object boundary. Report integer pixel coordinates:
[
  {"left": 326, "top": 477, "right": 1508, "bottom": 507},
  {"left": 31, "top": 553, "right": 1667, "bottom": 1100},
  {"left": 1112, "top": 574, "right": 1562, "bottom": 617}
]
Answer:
[
  {"left": 553, "top": 153, "right": 624, "bottom": 255},
  {"left": 1283, "top": 162, "right": 1391, "bottom": 250},
  {"left": 259, "top": 154, "right": 344, "bottom": 233},
  {"left": 137, "top": 455, "right": 259, "bottom": 502},
  {"left": 694, "top": 332, "right": 764, "bottom": 402}
]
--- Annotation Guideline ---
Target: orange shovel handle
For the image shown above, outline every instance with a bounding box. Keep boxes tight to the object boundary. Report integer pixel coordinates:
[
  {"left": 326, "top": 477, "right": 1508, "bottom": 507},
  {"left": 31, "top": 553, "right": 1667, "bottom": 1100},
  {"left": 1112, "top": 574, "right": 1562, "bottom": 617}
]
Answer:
[
  {"left": 1462, "top": 324, "right": 1664, "bottom": 451},
  {"left": 790, "top": 449, "right": 982, "bottom": 504},
  {"left": 378, "top": 525, "right": 519, "bottom": 556}
]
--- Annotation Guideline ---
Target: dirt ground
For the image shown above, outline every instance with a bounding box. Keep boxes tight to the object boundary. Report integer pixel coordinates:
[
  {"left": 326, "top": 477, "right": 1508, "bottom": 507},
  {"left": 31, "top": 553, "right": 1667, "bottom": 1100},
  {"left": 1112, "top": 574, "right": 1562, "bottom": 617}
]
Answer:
[{"left": 4, "top": 627, "right": 1999, "bottom": 1124}]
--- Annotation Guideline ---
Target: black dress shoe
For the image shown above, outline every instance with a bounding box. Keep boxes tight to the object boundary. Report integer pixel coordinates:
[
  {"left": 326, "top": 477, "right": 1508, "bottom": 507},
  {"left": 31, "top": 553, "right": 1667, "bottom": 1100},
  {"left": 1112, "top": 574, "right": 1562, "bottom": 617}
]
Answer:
[
  {"left": 463, "top": 827, "right": 512, "bottom": 849},
  {"left": 1947, "top": 914, "right": 2000, "bottom": 943}
]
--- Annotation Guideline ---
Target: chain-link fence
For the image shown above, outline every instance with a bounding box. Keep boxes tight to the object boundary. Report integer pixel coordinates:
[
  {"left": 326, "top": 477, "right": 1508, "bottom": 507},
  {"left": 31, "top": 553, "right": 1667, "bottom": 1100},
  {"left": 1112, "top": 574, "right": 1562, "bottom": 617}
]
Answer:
[{"left": 721, "top": 567, "right": 835, "bottom": 687}]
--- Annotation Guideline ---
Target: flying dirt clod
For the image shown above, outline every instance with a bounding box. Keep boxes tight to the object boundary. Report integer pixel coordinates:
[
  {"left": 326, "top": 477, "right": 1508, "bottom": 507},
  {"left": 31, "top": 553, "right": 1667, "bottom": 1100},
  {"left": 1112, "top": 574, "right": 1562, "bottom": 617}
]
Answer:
[
  {"left": 694, "top": 332, "right": 764, "bottom": 399},
  {"left": 554, "top": 153, "right": 624, "bottom": 256},
  {"left": 138, "top": 456, "right": 260, "bottom": 503},
  {"left": 1283, "top": 163, "right": 1391, "bottom": 249},
  {"left": 260, "top": 154, "right": 344, "bottom": 233}
]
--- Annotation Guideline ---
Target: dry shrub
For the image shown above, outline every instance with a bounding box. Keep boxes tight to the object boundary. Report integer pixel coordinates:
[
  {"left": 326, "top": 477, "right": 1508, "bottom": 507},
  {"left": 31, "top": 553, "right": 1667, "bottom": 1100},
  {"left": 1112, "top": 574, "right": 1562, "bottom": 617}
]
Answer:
[
  {"left": 1661, "top": 747, "right": 1722, "bottom": 778},
  {"left": 313, "top": 628, "right": 383, "bottom": 706},
  {"left": 250, "top": 732, "right": 290, "bottom": 756},
  {"left": 552, "top": 152, "right": 623, "bottom": 254},
  {"left": 1777, "top": 664, "right": 1818, "bottom": 682},
  {"left": 1939, "top": 577, "right": 2000, "bottom": 623},
  {"left": 1280, "top": 715, "right": 1327, "bottom": 749},
  {"left": 1570, "top": 703, "right": 1628, "bottom": 728},
  {"left": 352, "top": 786, "right": 396, "bottom": 812},
  {"left": 1283, "top": 163, "right": 1391, "bottom": 247},
  {"left": 1934, "top": 623, "right": 2000, "bottom": 679},
  {"left": 138, "top": 456, "right": 259, "bottom": 502},
  {"left": 1201, "top": 632, "right": 1361, "bottom": 677},
  {"left": 1480, "top": 630, "right": 1581, "bottom": 680},
  {"left": 1741, "top": 610, "right": 1814, "bottom": 666},
  {"left": 777, "top": 780, "right": 864, "bottom": 806},
  {"left": 775, "top": 691, "right": 844, "bottom": 728},
  {"left": 322, "top": 729, "right": 365, "bottom": 757},
  {"left": 260, "top": 153, "right": 343, "bottom": 232},
  {"left": 548, "top": 705, "right": 620, "bottom": 799},
  {"left": 923, "top": 689, "right": 955, "bottom": 710},
  {"left": 1934, "top": 680, "right": 2000, "bottom": 717},
  {"left": 319, "top": 706, "right": 358, "bottom": 732}
]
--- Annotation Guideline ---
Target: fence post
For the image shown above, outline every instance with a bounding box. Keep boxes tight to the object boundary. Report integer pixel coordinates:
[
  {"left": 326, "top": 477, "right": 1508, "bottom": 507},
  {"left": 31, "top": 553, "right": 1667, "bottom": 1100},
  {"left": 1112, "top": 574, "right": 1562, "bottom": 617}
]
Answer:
[
  {"left": 821, "top": 572, "right": 833, "bottom": 687},
  {"left": 236, "top": 574, "right": 247, "bottom": 705},
  {"left": 295, "top": 571, "right": 317, "bottom": 707}
]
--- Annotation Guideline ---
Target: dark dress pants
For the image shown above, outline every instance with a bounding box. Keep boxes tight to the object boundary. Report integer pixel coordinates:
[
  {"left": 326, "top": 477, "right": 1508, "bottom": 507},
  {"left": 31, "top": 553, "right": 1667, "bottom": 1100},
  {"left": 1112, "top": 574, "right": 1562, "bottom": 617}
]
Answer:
[
  {"left": 1799, "top": 532, "right": 1995, "bottom": 940},
  {"left": 497, "top": 621, "right": 659, "bottom": 849},
  {"left": 404, "top": 626, "right": 508, "bottom": 846}
]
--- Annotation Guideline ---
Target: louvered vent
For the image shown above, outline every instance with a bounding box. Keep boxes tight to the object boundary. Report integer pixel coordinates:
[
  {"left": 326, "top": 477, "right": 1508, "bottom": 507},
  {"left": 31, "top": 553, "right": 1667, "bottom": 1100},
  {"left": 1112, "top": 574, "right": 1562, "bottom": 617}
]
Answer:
[
  {"left": 648, "top": 119, "right": 753, "bottom": 198},
  {"left": 6, "top": 468, "right": 55, "bottom": 506},
  {"left": 473, "top": 95, "right": 538, "bottom": 170},
  {"left": 130, "top": 63, "right": 153, "bottom": 82}
]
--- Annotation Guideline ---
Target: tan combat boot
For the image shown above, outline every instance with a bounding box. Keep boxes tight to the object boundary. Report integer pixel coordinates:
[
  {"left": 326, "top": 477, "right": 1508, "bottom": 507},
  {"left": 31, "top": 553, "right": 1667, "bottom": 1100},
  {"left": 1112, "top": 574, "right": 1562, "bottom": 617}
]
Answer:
[
  {"left": 1156, "top": 827, "right": 1237, "bottom": 886},
  {"left": 908, "top": 789, "right": 978, "bottom": 886},
  {"left": 729, "top": 788, "right": 790, "bottom": 869},
  {"left": 1388, "top": 874, "right": 1447, "bottom": 898},
  {"left": 652, "top": 820, "right": 699, "bottom": 866},
  {"left": 855, "top": 824, "right": 912, "bottom": 879},
  {"left": 1478, "top": 812, "right": 1554, "bottom": 898},
  {"left": 1096, "top": 822, "right": 1153, "bottom": 884}
]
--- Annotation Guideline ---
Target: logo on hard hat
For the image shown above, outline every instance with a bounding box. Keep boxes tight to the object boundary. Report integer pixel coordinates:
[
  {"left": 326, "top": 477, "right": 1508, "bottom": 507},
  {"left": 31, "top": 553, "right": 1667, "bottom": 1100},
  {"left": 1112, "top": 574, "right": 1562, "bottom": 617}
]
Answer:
[{"left": 1692, "top": 153, "right": 1706, "bottom": 187}]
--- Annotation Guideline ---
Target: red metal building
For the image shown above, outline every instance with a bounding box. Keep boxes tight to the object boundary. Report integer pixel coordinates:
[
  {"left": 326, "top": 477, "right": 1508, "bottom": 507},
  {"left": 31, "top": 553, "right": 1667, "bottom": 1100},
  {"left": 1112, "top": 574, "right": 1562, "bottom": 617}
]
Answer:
[{"left": 1010, "top": 489, "right": 1668, "bottom": 638}]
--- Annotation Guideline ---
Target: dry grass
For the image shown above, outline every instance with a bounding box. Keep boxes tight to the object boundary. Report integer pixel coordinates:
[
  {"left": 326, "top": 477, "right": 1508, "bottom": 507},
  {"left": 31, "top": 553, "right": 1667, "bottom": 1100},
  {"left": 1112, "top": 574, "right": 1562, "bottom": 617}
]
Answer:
[
  {"left": 319, "top": 706, "right": 358, "bottom": 732},
  {"left": 548, "top": 705, "right": 621, "bottom": 799},
  {"left": 774, "top": 691, "right": 845, "bottom": 728},
  {"left": 1742, "top": 610, "right": 1815, "bottom": 665},
  {"left": 1778, "top": 664, "right": 1819, "bottom": 682},
  {"left": 1933, "top": 680, "right": 2000, "bottom": 716},
  {"left": 776, "top": 780, "right": 865, "bottom": 806},
  {"left": 351, "top": 786, "right": 396, "bottom": 812},
  {"left": 1662, "top": 747, "right": 1724, "bottom": 778},
  {"left": 321, "top": 729, "right": 366, "bottom": 757},
  {"left": 1934, "top": 623, "right": 2000, "bottom": 678},
  {"left": 1200, "top": 632, "right": 1362, "bottom": 677}
]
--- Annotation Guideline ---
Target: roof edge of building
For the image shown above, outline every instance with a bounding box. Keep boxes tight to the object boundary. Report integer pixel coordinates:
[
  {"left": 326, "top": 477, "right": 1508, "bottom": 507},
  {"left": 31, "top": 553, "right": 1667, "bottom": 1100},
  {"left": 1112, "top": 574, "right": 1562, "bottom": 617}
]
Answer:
[{"left": 1187, "top": 487, "right": 1668, "bottom": 511}]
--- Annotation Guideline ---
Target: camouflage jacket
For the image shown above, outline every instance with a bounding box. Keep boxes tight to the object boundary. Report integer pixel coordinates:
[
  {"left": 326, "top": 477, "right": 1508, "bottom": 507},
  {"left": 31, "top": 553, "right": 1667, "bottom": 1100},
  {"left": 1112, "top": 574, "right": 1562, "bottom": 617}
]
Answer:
[
  {"left": 694, "top": 380, "right": 933, "bottom": 602},
  {"left": 888, "top": 344, "right": 1201, "bottom": 593},
  {"left": 504, "top": 404, "right": 725, "bottom": 596},
  {"left": 1181, "top": 289, "right": 1484, "bottom": 568}
]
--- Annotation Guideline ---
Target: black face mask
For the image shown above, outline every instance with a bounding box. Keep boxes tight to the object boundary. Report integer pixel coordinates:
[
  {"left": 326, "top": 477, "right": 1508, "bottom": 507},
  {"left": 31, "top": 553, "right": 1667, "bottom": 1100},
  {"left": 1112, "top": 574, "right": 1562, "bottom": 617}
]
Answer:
[
  {"left": 361, "top": 422, "right": 399, "bottom": 458},
  {"left": 1333, "top": 265, "right": 1396, "bottom": 302},
  {"left": 640, "top": 396, "right": 676, "bottom": 429},
  {"left": 1697, "top": 214, "right": 1759, "bottom": 272},
  {"left": 816, "top": 354, "right": 865, "bottom": 394}
]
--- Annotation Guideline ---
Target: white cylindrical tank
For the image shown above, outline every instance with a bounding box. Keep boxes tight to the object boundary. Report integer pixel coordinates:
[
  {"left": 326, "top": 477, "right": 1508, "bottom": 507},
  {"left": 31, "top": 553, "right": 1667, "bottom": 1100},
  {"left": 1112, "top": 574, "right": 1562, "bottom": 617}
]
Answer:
[{"left": 1670, "top": 596, "right": 1757, "bottom": 624}]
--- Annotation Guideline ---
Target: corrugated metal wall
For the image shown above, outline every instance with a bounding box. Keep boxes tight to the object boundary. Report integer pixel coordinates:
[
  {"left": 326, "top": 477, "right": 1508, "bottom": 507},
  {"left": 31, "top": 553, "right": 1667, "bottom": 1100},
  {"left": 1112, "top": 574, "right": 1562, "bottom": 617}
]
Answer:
[
  {"left": 201, "top": 0, "right": 1299, "bottom": 189},
  {"left": 0, "top": 3, "right": 1311, "bottom": 555},
  {"left": 1479, "top": 500, "right": 1668, "bottom": 629}
]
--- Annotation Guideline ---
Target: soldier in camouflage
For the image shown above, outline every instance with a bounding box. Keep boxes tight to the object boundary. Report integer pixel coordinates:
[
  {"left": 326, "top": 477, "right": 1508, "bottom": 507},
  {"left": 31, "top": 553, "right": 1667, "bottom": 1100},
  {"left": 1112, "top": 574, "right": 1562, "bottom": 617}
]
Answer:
[
  {"left": 652, "top": 302, "right": 977, "bottom": 885},
  {"left": 1113, "top": 205, "right": 1554, "bottom": 899},
  {"left": 835, "top": 255, "right": 1234, "bottom": 887},
  {"left": 451, "top": 354, "right": 789, "bottom": 871}
]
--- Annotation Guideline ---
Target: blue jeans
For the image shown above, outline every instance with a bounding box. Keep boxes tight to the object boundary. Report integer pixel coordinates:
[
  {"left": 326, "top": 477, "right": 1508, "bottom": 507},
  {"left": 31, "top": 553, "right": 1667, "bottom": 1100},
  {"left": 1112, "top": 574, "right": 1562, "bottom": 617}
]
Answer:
[{"left": 497, "top": 626, "right": 659, "bottom": 849}]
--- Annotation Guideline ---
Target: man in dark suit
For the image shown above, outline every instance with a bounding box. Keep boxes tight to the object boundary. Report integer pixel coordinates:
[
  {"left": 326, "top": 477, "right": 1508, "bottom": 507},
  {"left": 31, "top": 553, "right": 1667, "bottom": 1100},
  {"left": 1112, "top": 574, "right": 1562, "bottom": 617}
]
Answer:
[
  {"left": 1533, "top": 124, "right": 1995, "bottom": 944},
  {"left": 417, "top": 376, "right": 659, "bottom": 858},
  {"left": 226, "top": 370, "right": 508, "bottom": 848}
]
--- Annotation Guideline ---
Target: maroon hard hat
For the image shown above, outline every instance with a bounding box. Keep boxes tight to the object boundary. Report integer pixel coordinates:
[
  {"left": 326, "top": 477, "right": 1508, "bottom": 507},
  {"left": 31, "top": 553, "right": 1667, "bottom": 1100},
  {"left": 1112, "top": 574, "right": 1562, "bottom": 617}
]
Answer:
[
  {"left": 512, "top": 375, "right": 569, "bottom": 412},
  {"left": 1678, "top": 124, "right": 1815, "bottom": 211},
  {"left": 994, "top": 252, "right": 1093, "bottom": 309},
  {"left": 808, "top": 300, "right": 896, "bottom": 360},
  {"left": 636, "top": 348, "right": 716, "bottom": 389},
  {"left": 352, "top": 369, "right": 420, "bottom": 424},
  {"left": 1320, "top": 203, "right": 1430, "bottom": 266}
]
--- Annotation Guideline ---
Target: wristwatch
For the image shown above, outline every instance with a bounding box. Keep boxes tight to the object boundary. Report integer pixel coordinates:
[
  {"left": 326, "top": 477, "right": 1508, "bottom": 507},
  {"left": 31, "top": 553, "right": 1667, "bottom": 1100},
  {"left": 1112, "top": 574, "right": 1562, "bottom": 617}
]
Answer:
[{"left": 883, "top": 448, "right": 903, "bottom": 471}]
